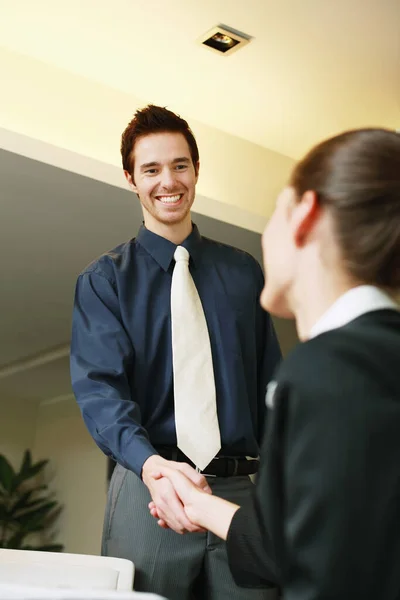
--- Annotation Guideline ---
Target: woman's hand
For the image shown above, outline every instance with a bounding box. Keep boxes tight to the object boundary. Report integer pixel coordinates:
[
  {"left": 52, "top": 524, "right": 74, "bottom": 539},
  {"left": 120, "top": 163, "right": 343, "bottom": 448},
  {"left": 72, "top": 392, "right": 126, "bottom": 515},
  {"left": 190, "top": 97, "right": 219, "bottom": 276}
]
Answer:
[{"left": 149, "top": 466, "right": 240, "bottom": 540}]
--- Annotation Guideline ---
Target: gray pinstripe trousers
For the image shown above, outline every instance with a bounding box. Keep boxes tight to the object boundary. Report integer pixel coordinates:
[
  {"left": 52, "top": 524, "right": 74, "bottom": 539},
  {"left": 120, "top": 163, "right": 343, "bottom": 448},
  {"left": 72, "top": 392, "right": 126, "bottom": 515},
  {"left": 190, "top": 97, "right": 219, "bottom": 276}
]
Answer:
[{"left": 102, "top": 464, "right": 278, "bottom": 600}]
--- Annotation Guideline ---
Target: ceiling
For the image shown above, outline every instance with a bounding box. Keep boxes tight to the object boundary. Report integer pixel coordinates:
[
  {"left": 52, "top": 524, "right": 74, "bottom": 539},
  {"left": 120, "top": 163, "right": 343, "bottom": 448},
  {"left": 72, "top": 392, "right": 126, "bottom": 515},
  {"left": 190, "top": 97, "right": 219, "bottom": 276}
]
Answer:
[{"left": 1, "top": 0, "right": 399, "bottom": 160}]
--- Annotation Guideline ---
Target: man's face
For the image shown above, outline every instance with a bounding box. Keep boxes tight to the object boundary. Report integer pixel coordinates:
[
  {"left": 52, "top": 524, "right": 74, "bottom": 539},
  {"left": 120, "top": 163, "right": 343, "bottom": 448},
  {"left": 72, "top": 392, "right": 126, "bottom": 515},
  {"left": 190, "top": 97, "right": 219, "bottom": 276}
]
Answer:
[{"left": 125, "top": 132, "right": 199, "bottom": 229}]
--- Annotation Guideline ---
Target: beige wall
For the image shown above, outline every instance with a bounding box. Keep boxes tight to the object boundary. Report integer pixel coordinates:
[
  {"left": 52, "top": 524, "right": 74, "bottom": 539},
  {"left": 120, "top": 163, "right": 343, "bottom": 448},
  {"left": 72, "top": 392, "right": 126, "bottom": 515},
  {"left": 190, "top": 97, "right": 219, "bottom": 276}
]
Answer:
[
  {"left": 0, "top": 398, "right": 38, "bottom": 470},
  {"left": 0, "top": 396, "right": 111, "bottom": 556},
  {"left": 32, "top": 397, "right": 107, "bottom": 555},
  {"left": 0, "top": 47, "right": 295, "bottom": 221}
]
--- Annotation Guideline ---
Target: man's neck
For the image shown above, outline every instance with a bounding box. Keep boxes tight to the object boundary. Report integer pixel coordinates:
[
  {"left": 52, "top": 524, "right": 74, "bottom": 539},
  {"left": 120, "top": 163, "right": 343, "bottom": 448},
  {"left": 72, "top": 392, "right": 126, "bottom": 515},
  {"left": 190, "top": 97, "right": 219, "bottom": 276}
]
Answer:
[{"left": 144, "top": 215, "right": 193, "bottom": 245}]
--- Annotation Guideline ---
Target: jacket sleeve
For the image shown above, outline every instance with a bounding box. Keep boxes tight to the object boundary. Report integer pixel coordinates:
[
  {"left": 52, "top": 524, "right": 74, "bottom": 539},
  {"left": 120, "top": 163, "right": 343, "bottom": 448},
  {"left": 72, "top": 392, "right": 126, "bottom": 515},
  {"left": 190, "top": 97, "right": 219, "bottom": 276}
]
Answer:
[
  {"left": 226, "top": 377, "right": 284, "bottom": 589},
  {"left": 227, "top": 496, "right": 280, "bottom": 589}
]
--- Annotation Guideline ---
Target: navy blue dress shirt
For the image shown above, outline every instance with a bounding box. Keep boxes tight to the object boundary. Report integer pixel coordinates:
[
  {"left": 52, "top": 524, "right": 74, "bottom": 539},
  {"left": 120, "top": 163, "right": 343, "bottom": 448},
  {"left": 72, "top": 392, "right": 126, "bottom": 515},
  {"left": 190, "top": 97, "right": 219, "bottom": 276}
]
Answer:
[{"left": 70, "top": 224, "right": 281, "bottom": 476}]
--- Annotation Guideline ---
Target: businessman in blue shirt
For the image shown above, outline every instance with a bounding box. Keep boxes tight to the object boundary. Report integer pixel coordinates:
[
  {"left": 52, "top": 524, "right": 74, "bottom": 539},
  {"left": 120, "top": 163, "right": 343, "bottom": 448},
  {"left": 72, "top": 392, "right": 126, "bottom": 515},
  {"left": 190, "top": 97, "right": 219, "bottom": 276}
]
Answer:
[{"left": 70, "top": 105, "right": 281, "bottom": 600}]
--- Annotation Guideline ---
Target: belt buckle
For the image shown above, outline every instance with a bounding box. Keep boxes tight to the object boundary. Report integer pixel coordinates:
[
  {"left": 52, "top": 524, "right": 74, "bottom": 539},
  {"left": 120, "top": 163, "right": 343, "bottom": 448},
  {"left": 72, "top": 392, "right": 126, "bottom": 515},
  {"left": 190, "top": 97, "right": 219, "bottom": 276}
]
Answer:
[
  {"left": 230, "top": 457, "right": 239, "bottom": 477},
  {"left": 196, "top": 466, "right": 216, "bottom": 478},
  {"left": 219, "top": 457, "right": 239, "bottom": 477}
]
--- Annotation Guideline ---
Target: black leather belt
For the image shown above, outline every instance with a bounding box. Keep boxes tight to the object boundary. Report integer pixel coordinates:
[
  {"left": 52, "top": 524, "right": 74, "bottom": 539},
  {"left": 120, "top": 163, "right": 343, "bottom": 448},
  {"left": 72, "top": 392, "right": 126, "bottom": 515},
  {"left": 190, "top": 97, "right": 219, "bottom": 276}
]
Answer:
[{"left": 155, "top": 447, "right": 259, "bottom": 478}]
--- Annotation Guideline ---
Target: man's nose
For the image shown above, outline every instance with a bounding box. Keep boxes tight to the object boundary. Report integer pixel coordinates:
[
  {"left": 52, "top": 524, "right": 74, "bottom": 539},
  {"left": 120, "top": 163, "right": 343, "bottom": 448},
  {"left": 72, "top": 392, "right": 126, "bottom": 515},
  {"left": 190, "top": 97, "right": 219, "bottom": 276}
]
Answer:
[{"left": 159, "top": 167, "right": 176, "bottom": 190}]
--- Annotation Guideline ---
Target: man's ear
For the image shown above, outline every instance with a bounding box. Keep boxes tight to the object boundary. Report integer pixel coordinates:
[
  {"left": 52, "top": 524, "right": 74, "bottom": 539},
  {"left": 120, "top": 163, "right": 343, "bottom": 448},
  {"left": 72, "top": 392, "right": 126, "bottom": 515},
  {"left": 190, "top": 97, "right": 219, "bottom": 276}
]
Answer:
[
  {"left": 194, "top": 161, "right": 200, "bottom": 183},
  {"left": 124, "top": 170, "right": 138, "bottom": 194},
  {"left": 291, "top": 190, "right": 321, "bottom": 247}
]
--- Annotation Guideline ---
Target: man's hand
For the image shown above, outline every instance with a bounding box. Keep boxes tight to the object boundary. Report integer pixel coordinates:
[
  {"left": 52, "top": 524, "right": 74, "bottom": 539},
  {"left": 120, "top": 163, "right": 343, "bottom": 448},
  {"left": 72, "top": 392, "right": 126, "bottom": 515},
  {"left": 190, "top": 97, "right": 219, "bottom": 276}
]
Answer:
[
  {"left": 148, "top": 464, "right": 206, "bottom": 529},
  {"left": 142, "top": 455, "right": 211, "bottom": 534},
  {"left": 150, "top": 464, "right": 240, "bottom": 541}
]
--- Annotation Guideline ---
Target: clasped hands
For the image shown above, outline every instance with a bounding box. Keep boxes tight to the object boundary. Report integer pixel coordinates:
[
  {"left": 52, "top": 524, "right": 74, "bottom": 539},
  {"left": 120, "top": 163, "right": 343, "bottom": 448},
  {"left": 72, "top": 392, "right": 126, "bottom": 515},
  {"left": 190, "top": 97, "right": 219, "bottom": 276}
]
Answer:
[{"left": 142, "top": 455, "right": 210, "bottom": 535}]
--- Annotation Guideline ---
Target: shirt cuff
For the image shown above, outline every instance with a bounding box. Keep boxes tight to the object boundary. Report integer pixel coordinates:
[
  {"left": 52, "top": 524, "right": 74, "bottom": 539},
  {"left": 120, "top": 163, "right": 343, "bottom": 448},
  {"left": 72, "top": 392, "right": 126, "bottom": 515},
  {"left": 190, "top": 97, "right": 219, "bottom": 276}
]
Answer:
[{"left": 122, "top": 435, "right": 160, "bottom": 478}]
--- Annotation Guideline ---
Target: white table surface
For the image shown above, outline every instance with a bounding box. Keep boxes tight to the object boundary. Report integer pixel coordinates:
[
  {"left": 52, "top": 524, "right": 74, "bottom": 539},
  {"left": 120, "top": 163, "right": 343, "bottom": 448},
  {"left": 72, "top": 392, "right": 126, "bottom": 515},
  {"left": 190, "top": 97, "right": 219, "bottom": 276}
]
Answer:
[{"left": 0, "top": 584, "right": 166, "bottom": 600}]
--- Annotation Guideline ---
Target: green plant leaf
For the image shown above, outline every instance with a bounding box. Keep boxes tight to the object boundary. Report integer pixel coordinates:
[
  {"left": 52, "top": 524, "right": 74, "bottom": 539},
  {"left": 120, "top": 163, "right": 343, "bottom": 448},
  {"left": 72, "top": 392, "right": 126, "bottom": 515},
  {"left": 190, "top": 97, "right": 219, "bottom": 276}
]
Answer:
[
  {"left": 24, "top": 460, "right": 49, "bottom": 479},
  {"left": 12, "top": 497, "right": 51, "bottom": 518},
  {"left": 12, "top": 460, "right": 49, "bottom": 492},
  {"left": 5, "top": 530, "right": 27, "bottom": 549},
  {"left": 9, "top": 490, "right": 34, "bottom": 514},
  {"left": 20, "top": 544, "right": 64, "bottom": 552},
  {"left": 42, "top": 505, "right": 63, "bottom": 528},
  {"left": 20, "top": 524, "right": 47, "bottom": 533},
  {"left": 15, "top": 501, "right": 58, "bottom": 529},
  {"left": 22, "top": 543, "right": 64, "bottom": 552},
  {"left": 0, "top": 455, "right": 16, "bottom": 492},
  {"left": 19, "top": 450, "right": 32, "bottom": 474},
  {"left": 0, "top": 503, "right": 9, "bottom": 520},
  {"left": 0, "top": 451, "right": 62, "bottom": 552}
]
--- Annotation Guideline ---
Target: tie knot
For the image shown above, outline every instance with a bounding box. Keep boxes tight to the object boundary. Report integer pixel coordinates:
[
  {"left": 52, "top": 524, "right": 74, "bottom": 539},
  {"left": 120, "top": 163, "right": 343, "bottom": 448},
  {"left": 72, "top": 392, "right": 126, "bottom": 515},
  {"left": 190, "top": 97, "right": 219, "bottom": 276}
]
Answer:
[{"left": 174, "top": 246, "right": 190, "bottom": 263}]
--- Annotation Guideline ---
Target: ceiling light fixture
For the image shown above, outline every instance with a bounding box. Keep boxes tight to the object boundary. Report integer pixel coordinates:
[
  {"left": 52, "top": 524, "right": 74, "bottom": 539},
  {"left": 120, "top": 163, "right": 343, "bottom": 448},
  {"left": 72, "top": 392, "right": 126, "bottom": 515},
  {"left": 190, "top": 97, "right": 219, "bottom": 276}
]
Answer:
[{"left": 198, "top": 25, "right": 252, "bottom": 57}]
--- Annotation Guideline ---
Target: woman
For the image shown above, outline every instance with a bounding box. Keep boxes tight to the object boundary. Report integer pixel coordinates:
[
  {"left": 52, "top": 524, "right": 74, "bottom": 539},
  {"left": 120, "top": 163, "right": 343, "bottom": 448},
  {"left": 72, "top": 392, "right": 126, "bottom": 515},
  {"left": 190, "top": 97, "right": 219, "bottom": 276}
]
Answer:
[{"left": 150, "top": 128, "right": 400, "bottom": 599}]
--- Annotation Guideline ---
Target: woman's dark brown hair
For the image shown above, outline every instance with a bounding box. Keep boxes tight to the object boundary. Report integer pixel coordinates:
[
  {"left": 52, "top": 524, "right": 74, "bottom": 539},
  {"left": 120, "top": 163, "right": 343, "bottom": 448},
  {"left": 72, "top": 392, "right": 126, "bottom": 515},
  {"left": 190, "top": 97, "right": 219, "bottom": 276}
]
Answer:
[{"left": 290, "top": 128, "right": 400, "bottom": 289}]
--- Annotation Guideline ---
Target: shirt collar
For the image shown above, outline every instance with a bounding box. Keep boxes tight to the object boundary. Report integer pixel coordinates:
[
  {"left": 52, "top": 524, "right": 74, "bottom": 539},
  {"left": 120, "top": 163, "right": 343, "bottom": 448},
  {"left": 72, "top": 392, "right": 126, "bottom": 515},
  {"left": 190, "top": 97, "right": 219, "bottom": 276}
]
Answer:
[
  {"left": 136, "top": 223, "right": 203, "bottom": 272},
  {"left": 309, "top": 285, "right": 399, "bottom": 339}
]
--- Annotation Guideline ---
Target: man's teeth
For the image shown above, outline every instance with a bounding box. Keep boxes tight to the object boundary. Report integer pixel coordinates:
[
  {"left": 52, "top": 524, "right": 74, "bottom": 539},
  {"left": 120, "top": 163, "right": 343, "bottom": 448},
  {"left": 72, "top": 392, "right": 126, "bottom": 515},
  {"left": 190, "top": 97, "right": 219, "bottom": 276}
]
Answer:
[{"left": 158, "top": 195, "right": 182, "bottom": 204}]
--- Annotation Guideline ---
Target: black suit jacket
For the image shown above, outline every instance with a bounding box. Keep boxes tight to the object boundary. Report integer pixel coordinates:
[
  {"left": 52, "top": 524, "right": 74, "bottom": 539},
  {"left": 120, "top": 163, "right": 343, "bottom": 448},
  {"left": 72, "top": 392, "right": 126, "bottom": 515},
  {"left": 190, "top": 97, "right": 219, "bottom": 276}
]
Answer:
[{"left": 227, "top": 309, "right": 400, "bottom": 599}]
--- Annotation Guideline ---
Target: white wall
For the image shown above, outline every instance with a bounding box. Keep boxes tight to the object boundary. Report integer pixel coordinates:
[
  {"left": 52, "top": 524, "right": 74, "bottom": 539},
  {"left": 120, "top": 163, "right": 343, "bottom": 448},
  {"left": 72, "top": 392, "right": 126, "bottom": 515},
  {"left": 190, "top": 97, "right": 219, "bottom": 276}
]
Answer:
[
  {"left": 0, "top": 398, "right": 38, "bottom": 470},
  {"left": 32, "top": 397, "right": 107, "bottom": 555}
]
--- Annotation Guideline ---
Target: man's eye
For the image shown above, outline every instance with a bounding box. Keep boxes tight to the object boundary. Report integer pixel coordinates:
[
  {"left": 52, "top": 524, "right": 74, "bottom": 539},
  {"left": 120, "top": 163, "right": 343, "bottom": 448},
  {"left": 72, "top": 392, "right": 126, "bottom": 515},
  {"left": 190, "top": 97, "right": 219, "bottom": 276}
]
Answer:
[
  {"left": 175, "top": 164, "right": 187, "bottom": 170},
  {"left": 145, "top": 169, "right": 158, "bottom": 175}
]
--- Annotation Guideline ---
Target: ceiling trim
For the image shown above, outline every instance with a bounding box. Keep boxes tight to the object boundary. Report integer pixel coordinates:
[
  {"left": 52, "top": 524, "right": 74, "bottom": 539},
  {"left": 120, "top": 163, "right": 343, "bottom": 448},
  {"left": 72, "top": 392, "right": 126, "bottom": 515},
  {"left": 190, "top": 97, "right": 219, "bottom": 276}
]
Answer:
[
  {"left": 39, "top": 393, "right": 76, "bottom": 407},
  {"left": 0, "top": 127, "right": 267, "bottom": 234},
  {"left": 0, "top": 344, "right": 70, "bottom": 380}
]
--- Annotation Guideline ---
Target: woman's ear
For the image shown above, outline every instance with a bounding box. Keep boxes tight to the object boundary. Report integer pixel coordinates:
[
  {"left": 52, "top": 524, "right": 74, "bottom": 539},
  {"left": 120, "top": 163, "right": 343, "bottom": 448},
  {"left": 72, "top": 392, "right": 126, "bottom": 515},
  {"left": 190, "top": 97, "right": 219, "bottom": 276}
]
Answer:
[{"left": 291, "top": 190, "right": 321, "bottom": 246}]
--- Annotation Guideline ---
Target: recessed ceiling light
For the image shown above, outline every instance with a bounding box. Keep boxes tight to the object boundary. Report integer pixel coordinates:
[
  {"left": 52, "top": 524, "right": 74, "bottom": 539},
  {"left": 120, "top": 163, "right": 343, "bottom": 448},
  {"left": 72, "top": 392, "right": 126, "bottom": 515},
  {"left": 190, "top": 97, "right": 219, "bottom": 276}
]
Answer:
[{"left": 198, "top": 25, "right": 252, "bottom": 57}]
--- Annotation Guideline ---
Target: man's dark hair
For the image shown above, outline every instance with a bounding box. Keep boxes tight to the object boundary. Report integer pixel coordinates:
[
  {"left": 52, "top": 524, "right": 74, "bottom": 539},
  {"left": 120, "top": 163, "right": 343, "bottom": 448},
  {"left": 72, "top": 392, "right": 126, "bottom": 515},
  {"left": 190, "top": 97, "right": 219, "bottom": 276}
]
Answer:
[{"left": 121, "top": 105, "right": 199, "bottom": 176}]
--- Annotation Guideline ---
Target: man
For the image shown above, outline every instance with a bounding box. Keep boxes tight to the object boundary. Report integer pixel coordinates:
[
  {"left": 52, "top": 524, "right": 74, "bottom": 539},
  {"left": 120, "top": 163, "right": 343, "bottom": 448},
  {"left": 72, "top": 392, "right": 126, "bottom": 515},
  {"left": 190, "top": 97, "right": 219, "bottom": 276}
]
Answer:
[{"left": 70, "top": 105, "right": 281, "bottom": 600}]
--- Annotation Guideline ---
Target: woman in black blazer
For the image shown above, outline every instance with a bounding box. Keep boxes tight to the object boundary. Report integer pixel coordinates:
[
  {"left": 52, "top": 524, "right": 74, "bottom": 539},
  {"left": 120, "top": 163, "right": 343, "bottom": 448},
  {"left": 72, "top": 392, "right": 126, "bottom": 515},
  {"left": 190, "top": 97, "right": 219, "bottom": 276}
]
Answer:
[{"left": 150, "top": 128, "right": 400, "bottom": 600}]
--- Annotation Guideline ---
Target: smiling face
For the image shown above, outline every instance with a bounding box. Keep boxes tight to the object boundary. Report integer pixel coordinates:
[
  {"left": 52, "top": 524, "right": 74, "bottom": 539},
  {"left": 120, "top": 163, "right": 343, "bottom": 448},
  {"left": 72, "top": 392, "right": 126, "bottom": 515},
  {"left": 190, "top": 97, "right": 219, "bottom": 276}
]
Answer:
[{"left": 124, "top": 132, "right": 199, "bottom": 234}]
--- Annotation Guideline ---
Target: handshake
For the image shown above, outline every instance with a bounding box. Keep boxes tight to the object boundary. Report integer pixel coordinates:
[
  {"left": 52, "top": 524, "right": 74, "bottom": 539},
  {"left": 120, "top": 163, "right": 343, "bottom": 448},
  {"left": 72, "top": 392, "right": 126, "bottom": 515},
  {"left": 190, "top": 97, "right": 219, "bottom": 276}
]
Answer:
[{"left": 142, "top": 454, "right": 212, "bottom": 535}]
